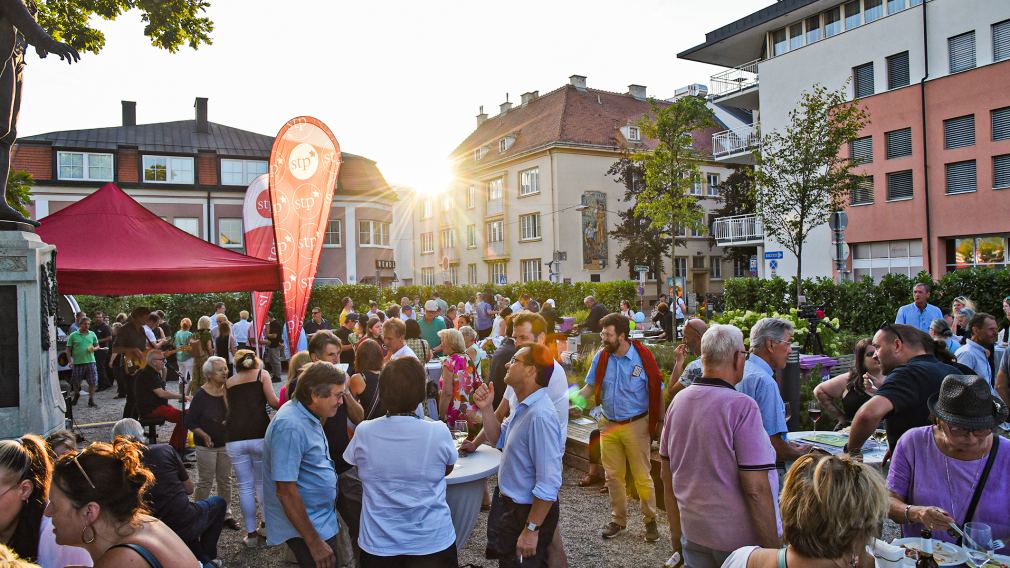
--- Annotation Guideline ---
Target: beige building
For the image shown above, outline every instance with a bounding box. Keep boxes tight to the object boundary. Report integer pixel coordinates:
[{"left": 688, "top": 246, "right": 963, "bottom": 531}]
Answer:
[{"left": 408, "top": 76, "right": 742, "bottom": 298}]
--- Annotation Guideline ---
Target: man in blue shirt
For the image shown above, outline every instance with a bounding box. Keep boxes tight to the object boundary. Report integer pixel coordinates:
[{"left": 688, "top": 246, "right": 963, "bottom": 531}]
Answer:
[
  {"left": 895, "top": 282, "right": 943, "bottom": 333},
  {"left": 738, "top": 318, "right": 812, "bottom": 464},
  {"left": 475, "top": 292, "right": 496, "bottom": 339},
  {"left": 477, "top": 343, "right": 563, "bottom": 568},
  {"left": 956, "top": 312, "right": 998, "bottom": 386},
  {"left": 263, "top": 362, "right": 346, "bottom": 568}
]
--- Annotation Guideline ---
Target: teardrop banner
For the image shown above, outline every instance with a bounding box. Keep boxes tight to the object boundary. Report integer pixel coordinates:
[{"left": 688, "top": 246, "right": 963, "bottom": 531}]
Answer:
[
  {"left": 268, "top": 117, "right": 342, "bottom": 348},
  {"left": 241, "top": 173, "right": 276, "bottom": 345}
]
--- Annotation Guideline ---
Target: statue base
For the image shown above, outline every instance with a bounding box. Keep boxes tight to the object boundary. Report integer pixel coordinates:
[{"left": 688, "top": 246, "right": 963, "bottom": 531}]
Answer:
[{"left": 0, "top": 220, "right": 36, "bottom": 233}]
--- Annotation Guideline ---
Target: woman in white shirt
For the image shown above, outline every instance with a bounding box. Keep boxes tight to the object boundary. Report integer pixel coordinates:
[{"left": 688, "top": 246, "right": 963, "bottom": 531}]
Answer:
[{"left": 343, "top": 357, "right": 458, "bottom": 567}]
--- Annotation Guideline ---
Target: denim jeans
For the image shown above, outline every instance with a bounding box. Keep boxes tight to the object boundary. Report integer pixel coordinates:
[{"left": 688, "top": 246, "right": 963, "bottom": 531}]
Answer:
[
  {"left": 682, "top": 539, "right": 732, "bottom": 568},
  {"left": 177, "top": 496, "right": 227, "bottom": 563},
  {"left": 226, "top": 438, "right": 264, "bottom": 533}
]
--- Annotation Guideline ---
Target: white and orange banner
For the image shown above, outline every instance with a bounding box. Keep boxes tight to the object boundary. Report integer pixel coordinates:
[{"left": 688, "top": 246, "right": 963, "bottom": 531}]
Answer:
[
  {"left": 241, "top": 174, "right": 275, "bottom": 344},
  {"left": 269, "top": 117, "right": 341, "bottom": 346}
]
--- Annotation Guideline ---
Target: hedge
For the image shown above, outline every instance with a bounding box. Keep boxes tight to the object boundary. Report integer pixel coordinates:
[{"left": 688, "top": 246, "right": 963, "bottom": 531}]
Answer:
[
  {"left": 74, "top": 281, "right": 638, "bottom": 329},
  {"left": 723, "top": 268, "right": 1010, "bottom": 336}
]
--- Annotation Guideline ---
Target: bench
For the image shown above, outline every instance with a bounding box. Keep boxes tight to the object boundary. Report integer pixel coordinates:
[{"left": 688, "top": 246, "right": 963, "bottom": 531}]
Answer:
[
  {"left": 565, "top": 418, "right": 666, "bottom": 511},
  {"left": 139, "top": 416, "right": 166, "bottom": 445},
  {"left": 830, "top": 354, "right": 855, "bottom": 378}
]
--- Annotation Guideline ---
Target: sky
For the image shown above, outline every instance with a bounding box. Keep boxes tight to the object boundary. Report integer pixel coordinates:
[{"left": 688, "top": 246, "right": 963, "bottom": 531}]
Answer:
[{"left": 20, "top": 0, "right": 771, "bottom": 194}]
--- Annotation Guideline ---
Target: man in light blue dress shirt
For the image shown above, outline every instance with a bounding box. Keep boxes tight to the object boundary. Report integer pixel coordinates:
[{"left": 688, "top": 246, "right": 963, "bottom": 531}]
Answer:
[
  {"left": 955, "top": 312, "right": 998, "bottom": 387},
  {"left": 477, "top": 343, "right": 563, "bottom": 568},
  {"left": 895, "top": 282, "right": 943, "bottom": 333}
]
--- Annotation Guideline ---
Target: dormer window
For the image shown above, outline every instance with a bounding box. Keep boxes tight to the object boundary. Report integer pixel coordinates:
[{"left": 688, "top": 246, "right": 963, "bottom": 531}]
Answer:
[
  {"left": 499, "top": 134, "right": 515, "bottom": 153},
  {"left": 628, "top": 126, "right": 641, "bottom": 141},
  {"left": 474, "top": 146, "right": 488, "bottom": 162}
]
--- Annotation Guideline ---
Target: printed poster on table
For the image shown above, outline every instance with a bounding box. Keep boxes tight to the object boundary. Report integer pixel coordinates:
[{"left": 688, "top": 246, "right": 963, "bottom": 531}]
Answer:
[
  {"left": 268, "top": 117, "right": 342, "bottom": 347},
  {"left": 241, "top": 174, "right": 276, "bottom": 344}
]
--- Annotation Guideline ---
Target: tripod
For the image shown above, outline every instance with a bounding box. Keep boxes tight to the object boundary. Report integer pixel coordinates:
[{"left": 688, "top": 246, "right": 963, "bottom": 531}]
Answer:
[{"left": 801, "top": 317, "right": 838, "bottom": 355}]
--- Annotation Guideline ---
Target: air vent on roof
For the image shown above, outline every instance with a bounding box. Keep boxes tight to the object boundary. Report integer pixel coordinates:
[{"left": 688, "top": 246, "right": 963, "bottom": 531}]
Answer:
[
  {"left": 569, "top": 75, "right": 587, "bottom": 91},
  {"left": 520, "top": 91, "right": 539, "bottom": 106},
  {"left": 476, "top": 106, "right": 488, "bottom": 127},
  {"left": 122, "top": 101, "right": 136, "bottom": 127},
  {"left": 627, "top": 85, "right": 647, "bottom": 101}
]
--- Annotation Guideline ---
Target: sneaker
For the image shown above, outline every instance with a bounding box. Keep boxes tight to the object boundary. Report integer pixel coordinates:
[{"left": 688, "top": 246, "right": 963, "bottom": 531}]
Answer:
[
  {"left": 223, "top": 517, "right": 241, "bottom": 531},
  {"left": 645, "top": 520, "right": 660, "bottom": 542},
  {"left": 601, "top": 522, "right": 625, "bottom": 539},
  {"left": 242, "top": 534, "right": 262, "bottom": 548}
]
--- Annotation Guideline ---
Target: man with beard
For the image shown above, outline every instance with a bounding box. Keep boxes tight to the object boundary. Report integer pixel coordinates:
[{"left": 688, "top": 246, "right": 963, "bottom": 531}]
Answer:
[
  {"left": 572, "top": 313, "right": 664, "bottom": 542},
  {"left": 846, "top": 323, "right": 960, "bottom": 455}
]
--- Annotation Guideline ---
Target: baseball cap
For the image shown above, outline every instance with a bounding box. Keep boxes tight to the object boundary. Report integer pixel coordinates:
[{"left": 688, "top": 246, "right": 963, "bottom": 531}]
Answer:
[{"left": 345, "top": 312, "right": 360, "bottom": 322}]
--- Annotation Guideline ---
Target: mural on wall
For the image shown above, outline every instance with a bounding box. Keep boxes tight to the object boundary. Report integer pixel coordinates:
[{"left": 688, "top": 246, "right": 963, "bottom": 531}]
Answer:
[{"left": 581, "top": 191, "right": 608, "bottom": 271}]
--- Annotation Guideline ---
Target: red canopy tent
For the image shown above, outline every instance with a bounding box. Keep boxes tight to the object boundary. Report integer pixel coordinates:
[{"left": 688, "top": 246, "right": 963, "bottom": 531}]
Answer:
[{"left": 36, "top": 183, "right": 281, "bottom": 295}]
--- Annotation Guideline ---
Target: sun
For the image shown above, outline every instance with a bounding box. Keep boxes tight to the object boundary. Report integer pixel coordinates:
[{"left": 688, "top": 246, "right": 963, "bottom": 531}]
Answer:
[{"left": 399, "top": 158, "right": 455, "bottom": 196}]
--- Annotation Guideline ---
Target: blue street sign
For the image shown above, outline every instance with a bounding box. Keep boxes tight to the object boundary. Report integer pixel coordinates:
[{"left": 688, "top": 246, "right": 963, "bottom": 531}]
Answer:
[
  {"left": 498, "top": 275, "right": 507, "bottom": 285},
  {"left": 770, "top": 260, "right": 779, "bottom": 269},
  {"left": 764, "top": 251, "right": 784, "bottom": 260},
  {"left": 749, "top": 257, "right": 758, "bottom": 271}
]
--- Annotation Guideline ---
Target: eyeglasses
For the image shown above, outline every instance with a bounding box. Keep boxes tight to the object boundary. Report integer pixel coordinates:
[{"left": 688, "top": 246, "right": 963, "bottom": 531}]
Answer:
[
  {"left": 70, "top": 452, "right": 96, "bottom": 489},
  {"left": 879, "top": 321, "right": 904, "bottom": 342},
  {"left": 945, "top": 423, "right": 992, "bottom": 438},
  {"left": 508, "top": 356, "right": 532, "bottom": 367}
]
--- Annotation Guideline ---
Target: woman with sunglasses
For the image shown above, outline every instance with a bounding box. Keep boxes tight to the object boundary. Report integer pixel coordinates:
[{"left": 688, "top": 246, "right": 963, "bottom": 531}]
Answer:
[
  {"left": 0, "top": 435, "right": 92, "bottom": 568},
  {"left": 46, "top": 438, "right": 198, "bottom": 567},
  {"left": 887, "top": 374, "right": 1010, "bottom": 552},
  {"left": 952, "top": 296, "right": 977, "bottom": 340},
  {"left": 813, "top": 338, "right": 884, "bottom": 428}
]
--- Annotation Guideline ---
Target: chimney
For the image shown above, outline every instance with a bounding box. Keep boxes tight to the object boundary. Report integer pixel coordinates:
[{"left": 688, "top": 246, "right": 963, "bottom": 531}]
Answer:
[
  {"left": 476, "top": 105, "right": 488, "bottom": 127},
  {"left": 627, "top": 84, "right": 647, "bottom": 101},
  {"left": 520, "top": 91, "right": 539, "bottom": 106},
  {"left": 122, "top": 101, "right": 136, "bottom": 127},
  {"left": 569, "top": 75, "right": 587, "bottom": 91},
  {"left": 499, "top": 97, "right": 512, "bottom": 115},
  {"left": 194, "top": 97, "right": 209, "bottom": 133}
]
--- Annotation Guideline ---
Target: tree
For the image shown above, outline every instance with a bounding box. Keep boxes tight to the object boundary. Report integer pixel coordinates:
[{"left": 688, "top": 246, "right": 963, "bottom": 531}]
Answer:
[
  {"left": 5, "top": 169, "right": 32, "bottom": 217},
  {"left": 709, "top": 167, "right": 758, "bottom": 267},
  {"left": 36, "top": 0, "right": 214, "bottom": 54},
  {"left": 607, "top": 155, "right": 672, "bottom": 296},
  {"left": 630, "top": 96, "right": 717, "bottom": 287},
  {"left": 753, "top": 84, "right": 869, "bottom": 303}
]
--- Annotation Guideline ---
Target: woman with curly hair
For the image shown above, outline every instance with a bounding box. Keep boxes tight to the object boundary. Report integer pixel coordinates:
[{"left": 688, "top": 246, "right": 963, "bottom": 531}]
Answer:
[{"left": 46, "top": 438, "right": 197, "bottom": 567}]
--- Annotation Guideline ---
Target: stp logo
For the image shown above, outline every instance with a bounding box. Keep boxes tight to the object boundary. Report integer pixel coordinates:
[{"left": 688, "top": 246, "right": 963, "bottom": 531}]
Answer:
[
  {"left": 298, "top": 235, "right": 317, "bottom": 249},
  {"left": 288, "top": 143, "right": 319, "bottom": 180},
  {"left": 256, "top": 189, "right": 274, "bottom": 219}
]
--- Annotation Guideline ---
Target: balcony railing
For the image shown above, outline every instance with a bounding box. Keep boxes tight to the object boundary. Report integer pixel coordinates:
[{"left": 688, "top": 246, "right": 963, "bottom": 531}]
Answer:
[
  {"left": 710, "top": 59, "right": 760, "bottom": 97},
  {"left": 713, "top": 122, "right": 760, "bottom": 159},
  {"left": 712, "top": 214, "right": 764, "bottom": 246}
]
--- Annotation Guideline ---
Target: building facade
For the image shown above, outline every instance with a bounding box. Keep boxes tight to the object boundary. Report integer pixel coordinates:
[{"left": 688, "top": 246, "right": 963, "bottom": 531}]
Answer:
[
  {"left": 682, "top": 0, "right": 1010, "bottom": 281},
  {"left": 408, "top": 76, "right": 738, "bottom": 298},
  {"left": 15, "top": 98, "right": 398, "bottom": 286}
]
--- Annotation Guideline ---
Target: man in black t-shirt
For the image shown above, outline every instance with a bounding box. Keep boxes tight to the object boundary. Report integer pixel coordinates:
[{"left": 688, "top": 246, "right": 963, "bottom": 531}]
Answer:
[
  {"left": 583, "top": 295, "right": 609, "bottom": 333},
  {"left": 112, "top": 308, "right": 155, "bottom": 409},
  {"left": 264, "top": 314, "right": 284, "bottom": 381},
  {"left": 92, "top": 311, "right": 113, "bottom": 390},
  {"left": 334, "top": 313, "right": 358, "bottom": 372},
  {"left": 302, "top": 306, "right": 331, "bottom": 336},
  {"left": 133, "top": 351, "right": 190, "bottom": 451}
]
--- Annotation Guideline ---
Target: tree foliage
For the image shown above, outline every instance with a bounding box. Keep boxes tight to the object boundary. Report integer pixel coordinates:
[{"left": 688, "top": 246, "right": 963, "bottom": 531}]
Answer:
[
  {"left": 606, "top": 154, "right": 672, "bottom": 293},
  {"left": 753, "top": 84, "right": 869, "bottom": 300},
  {"left": 36, "top": 0, "right": 214, "bottom": 54},
  {"left": 710, "top": 167, "right": 757, "bottom": 265},
  {"left": 5, "top": 169, "right": 32, "bottom": 217}
]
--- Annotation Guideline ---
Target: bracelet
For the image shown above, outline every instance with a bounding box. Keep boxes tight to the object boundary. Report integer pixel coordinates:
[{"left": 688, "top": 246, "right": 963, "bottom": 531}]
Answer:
[{"left": 904, "top": 504, "right": 913, "bottom": 524}]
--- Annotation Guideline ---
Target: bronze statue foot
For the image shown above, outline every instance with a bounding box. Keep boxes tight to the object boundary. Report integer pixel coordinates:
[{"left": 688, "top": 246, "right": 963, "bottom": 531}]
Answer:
[{"left": 0, "top": 201, "right": 39, "bottom": 228}]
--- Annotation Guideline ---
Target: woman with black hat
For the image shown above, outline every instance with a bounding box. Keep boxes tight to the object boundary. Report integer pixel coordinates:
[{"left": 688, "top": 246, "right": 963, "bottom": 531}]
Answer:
[{"left": 886, "top": 374, "right": 1010, "bottom": 553}]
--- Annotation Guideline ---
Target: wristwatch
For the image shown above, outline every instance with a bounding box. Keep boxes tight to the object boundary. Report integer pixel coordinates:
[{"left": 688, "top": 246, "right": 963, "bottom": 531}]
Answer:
[{"left": 525, "top": 521, "right": 540, "bottom": 532}]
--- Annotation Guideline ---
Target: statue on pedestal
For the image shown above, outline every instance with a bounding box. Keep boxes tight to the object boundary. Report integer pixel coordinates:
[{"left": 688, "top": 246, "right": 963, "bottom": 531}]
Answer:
[{"left": 0, "top": 0, "right": 78, "bottom": 229}]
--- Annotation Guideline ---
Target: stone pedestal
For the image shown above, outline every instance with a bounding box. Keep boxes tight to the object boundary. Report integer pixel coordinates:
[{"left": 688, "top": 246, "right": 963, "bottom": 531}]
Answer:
[{"left": 0, "top": 230, "right": 65, "bottom": 439}]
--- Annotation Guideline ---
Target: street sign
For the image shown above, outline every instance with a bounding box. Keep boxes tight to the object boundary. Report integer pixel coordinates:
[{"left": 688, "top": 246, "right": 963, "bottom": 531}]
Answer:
[
  {"left": 764, "top": 251, "right": 784, "bottom": 260},
  {"left": 498, "top": 275, "right": 507, "bottom": 285},
  {"left": 553, "top": 251, "right": 567, "bottom": 262},
  {"left": 667, "top": 277, "right": 674, "bottom": 287},
  {"left": 375, "top": 259, "right": 396, "bottom": 270},
  {"left": 749, "top": 257, "right": 758, "bottom": 271},
  {"left": 637, "top": 285, "right": 645, "bottom": 296},
  {"left": 634, "top": 265, "right": 650, "bottom": 273},
  {"left": 769, "top": 260, "right": 779, "bottom": 269},
  {"left": 828, "top": 211, "right": 848, "bottom": 231},
  {"left": 830, "top": 244, "right": 850, "bottom": 261}
]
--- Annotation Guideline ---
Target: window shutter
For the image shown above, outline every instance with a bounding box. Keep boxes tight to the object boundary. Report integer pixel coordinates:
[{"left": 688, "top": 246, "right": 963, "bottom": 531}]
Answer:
[
  {"left": 992, "top": 107, "right": 1010, "bottom": 141},
  {"left": 945, "top": 161, "right": 977, "bottom": 194},
  {"left": 887, "top": 51, "right": 910, "bottom": 89},
  {"left": 851, "top": 176, "right": 874, "bottom": 205},
  {"left": 853, "top": 63, "right": 874, "bottom": 98},
  {"left": 994, "top": 20, "right": 1010, "bottom": 62},
  {"left": 886, "top": 128, "right": 913, "bottom": 158},
  {"left": 994, "top": 155, "right": 1010, "bottom": 189},
  {"left": 850, "top": 137, "right": 873, "bottom": 164},
  {"left": 886, "top": 170, "right": 914, "bottom": 200},
  {"left": 948, "top": 31, "right": 976, "bottom": 73},
  {"left": 943, "top": 115, "right": 975, "bottom": 149}
]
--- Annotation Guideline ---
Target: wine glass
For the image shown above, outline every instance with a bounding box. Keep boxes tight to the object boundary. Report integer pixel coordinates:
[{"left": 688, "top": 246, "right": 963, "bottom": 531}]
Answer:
[
  {"left": 872, "top": 429, "right": 888, "bottom": 450},
  {"left": 453, "top": 420, "right": 469, "bottom": 450},
  {"left": 964, "top": 522, "right": 993, "bottom": 566},
  {"left": 783, "top": 402, "right": 792, "bottom": 424},
  {"left": 808, "top": 402, "right": 822, "bottom": 431}
]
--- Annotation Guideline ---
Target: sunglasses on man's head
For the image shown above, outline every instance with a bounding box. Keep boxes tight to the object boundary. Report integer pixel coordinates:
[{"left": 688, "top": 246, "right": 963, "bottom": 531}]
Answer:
[{"left": 878, "top": 321, "right": 904, "bottom": 342}]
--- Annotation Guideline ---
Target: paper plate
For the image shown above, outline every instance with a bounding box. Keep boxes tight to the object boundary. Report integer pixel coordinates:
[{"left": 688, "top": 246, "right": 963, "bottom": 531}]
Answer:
[{"left": 892, "top": 538, "right": 968, "bottom": 567}]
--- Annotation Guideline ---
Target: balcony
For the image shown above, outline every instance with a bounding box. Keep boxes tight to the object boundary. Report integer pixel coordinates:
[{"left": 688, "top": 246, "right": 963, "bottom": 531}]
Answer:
[
  {"left": 712, "top": 122, "right": 760, "bottom": 164},
  {"left": 710, "top": 59, "right": 759, "bottom": 110},
  {"left": 712, "top": 214, "right": 764, "bottom": 247}
]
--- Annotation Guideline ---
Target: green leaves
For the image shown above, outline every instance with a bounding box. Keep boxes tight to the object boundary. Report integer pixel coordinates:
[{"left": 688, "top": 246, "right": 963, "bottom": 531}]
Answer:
[{"left": 5, "top": 169, "right": 33, "bottom": 217}]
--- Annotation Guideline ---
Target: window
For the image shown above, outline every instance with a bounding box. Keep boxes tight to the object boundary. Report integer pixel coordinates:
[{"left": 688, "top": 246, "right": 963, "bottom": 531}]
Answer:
[
  {"left": 324, "top": 219, "right": 342, "bottom": 246},
  {"left": 690, "top": 222, "right": 705, "bottom": 238},
  {"left": 359, "top": 220, "right": 390, "bottom": 247},
  {"left": 692, "top": 255, "right": 706, "bottom": 269},
  {"left": 466, "top": 186, "right": 476, "bottom": 209},
  {"left": 519, "top": 213, "right": 541, "bottom": 241},
  {"left": 789, "top": 22, "right": 804, "bottom": 51},
  {"left": 691, "top": 175, "right": 703, "bottom": 195},
  {"left": 466, "top": 224, "right": 477, "bottom": 248},
  {"left": 448, "top": 265, "right": 459, "bottom": 286},
  {"left": 710, "top": 257, "right": 723, "bottom": 279},
  {"left": 853, "top": 63, "right": 874, "bottom": 98},
  {"left": 441, "top": 194, "right": 452, "bottom": 212},
  {"left": 467, "top": 263, "right": 478, "bottom": 284},
  {"left": 521, "top": 259, "right": 542, "bottom": 283},
  {"left": 825, "top": 7, "right": 842, "bottom": 37},
  {"left": 628, "top": 126, "right": 640, "bottom": 141},
  {"left": 421, "top": 267, "right": 436, "bottom": 286},
  {"left": 173, "top": 217, "right": 200, "bottom": 238},
  {"left": 218, "top": 218, "right": 243, "bottom": 247},
  {"left": 772, "top": 28, "right": 788, "bottom": 56},
  {"left": 421, "top": 198, "right": 432, "bottom": 219},
  {"left": 886, "top": 170, "right": 913, "bottom": 200},
  {"left": 995, "top": 19, "right": 1010, "bottom": 62},
  {"left": 56, "top": 151, "right": 113, "bottom": 181},
  {"left": 220, "top": 159, "right": 268, "bottom": 186},
  {"left": 143, "top": 155, "right": 194, "bottom": 184},
  {"left": 864, "top": 0, "right": 883, "bottom": 22},
  {"left": 439, "top": 228, "right": 455, "bottom": 249},
  {"left": 519, "top": 168, "right": 540, "bottom": 196},
  {"left": 887, "top": 0, "right": 906, "bottom": 14},
  {"left": 851, "top": 175, "right": 874, "bottom": 205},
  {"left": 994, "top": 155, "right": 1010, "bottom": 189},
  {"left": 844, "top": 1, "right": 861, "bottom": 30},
  {"left": 486, "top": 220, "right": 504, "bottom": 243},
  {"left": 486, "top": 178, "right": 503, "bottom": 201},
  {"left": 489, "top": 261, "right": 507, "bottom": 285},
  {"left": 674, "top": 223, "right": 687, "bottom": 238},
  {"left": 805, "top": 15, "right": 821, "bottom": 44},
  {"left": 886, "top": 128, "right": 913, "bottom": 158},
  {"left": 850, "top": 136, "right": 873, "bottom": 164},
  {"left": 945, "top": 160, "right": 977, "bottom": 194},
  {"left": 734, "top": 258, "right": 750, "bottom": 278},
  {"left": 420, "top": 232, "right": 434, "bottom": 254},
  {"left": 852, "top": 239, "right": 923, "bottom": 282},
  {"left": 674, "top": 257, "right": 687, "bottom": 278},
  {"left": 706, "top": 173, "right": 720, "bottom": 196},
  {"left": 474, "top": 147, "right": 487, "bottom": 162},
  {"left": 943, "top": 115, "right": 975, "bottom": 149},
  {"left": 948, "top": 31, "right": 976, "bottom": 73},
  {"left": 886, "top": 51, "right": 910, "bottom": 89},
  {"left": 499, "top": 137, "right": 513, "bottom": 153},
  {"left": 948, "top": 237, "right": 1007, "bottom": 271},
  {"left": 992, "top": 107, "right": 1010, "bottom": 141}
]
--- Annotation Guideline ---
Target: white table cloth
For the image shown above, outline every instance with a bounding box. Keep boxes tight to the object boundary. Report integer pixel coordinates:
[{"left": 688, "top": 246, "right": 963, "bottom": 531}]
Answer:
[{"left": 445, "top": 445, "right": 501, "bottom": 550}]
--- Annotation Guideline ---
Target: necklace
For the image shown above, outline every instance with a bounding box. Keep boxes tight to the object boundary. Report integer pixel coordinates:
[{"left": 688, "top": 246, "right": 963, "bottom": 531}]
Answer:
[{"left": 938, "top": 428, "right": 988, "bottom": 529}]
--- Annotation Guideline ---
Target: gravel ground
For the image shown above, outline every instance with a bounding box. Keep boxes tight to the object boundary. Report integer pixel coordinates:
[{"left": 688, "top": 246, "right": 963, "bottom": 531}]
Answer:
[{"left": 69, "top": 379, "right": 899, "bottom": 567}]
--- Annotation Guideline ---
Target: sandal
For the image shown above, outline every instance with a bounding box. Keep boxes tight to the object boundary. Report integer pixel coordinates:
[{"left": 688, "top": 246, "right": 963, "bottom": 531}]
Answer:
[{"left": 578, "top": 473, "right": 604, "bottom": 487}]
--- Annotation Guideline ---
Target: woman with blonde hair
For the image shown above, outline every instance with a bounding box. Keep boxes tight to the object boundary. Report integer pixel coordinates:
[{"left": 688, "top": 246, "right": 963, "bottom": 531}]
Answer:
[
  {"left": 278, "top": 350, "right": 313, "bottom": 405},
  {"left": 953, "top": 296, "right": 977, "bottom": 339},
  {"left": 189, "top": 315, "right": 214, "bottom": 395},
  {"left": 437, "top": 328, "right": 480, "bottom": 427},
  {"left": 723, "top": 453, "right": 888, "bottom": 567}
]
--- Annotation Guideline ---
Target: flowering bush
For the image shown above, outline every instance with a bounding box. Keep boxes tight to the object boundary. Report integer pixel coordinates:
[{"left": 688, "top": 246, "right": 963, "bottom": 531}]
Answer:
[{"left": 712, "top": 308, "right": 843, "bottom": 356}]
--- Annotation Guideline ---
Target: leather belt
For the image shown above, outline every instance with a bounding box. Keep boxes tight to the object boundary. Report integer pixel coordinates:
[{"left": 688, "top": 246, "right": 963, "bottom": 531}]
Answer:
[{"left": 604, "top": 411, "right": 648, "bottom": 425}]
